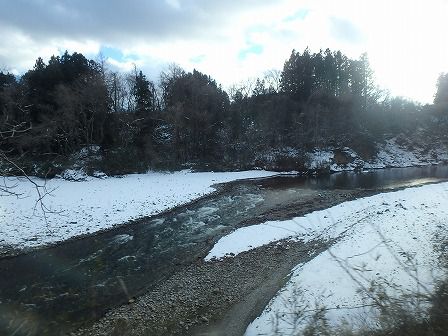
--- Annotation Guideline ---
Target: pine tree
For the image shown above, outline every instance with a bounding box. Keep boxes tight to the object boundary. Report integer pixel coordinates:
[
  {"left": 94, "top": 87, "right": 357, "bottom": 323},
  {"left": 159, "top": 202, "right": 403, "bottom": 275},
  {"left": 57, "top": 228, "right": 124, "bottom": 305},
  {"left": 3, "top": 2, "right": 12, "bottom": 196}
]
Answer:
[
  {"left": 434, "top": 73, "right": 448, "bottom": 105},
  {"left": 133, "top": 71, "right": 155, "bottom": 117}
]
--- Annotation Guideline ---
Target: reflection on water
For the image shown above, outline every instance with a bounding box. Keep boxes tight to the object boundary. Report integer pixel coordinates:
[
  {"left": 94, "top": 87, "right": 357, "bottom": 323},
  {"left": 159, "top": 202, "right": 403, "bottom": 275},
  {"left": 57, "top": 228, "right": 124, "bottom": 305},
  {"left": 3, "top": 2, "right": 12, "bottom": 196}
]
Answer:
[
  {"left": 1, "top": 165, "right": 448, "bottom": 335},
  {"left": 327, "top": 165, "right": 448, "bottom": 189},
  {"left": 259, "top": 165, "right": 448, "bottom": 190}
]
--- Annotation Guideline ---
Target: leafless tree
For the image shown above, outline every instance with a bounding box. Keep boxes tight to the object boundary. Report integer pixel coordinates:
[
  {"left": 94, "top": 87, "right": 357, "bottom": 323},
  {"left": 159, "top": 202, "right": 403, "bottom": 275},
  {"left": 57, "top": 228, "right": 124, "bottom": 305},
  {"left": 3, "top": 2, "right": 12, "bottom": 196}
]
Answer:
[
  {"left": 263, "top": 69, "right": 282, "bottom": 93},
  {"left": 0, "top": 107, "right": 54, "bottom": 223}
]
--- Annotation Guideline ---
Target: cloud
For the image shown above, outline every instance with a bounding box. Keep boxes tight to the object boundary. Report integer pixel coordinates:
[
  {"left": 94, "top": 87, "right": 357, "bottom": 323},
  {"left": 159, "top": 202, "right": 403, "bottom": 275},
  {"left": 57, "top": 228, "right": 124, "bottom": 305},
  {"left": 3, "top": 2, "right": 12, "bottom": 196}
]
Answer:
[
  {"left": 0, "top": 0, "right": 447, "bottom": 103},
  {"left": 189, "top": 54, "right": 206, "bottom": 64},
  {"left": 0, "top": 0, "right": 277, "bottom": 44},
  {"left": 106, "top": 58, "right": 144, "bottom": 73},
  {"left": 330, "top": 17, "right": 364, "bottom": 44},
  {"left": 0, "top": 0, "right": 281, "bottom": 79},
  {"left": 0, "top": 24, "right": 101, "bottom": 72},
  {"left": 165, "top": 0, "right": 181, "bottom": 10}
]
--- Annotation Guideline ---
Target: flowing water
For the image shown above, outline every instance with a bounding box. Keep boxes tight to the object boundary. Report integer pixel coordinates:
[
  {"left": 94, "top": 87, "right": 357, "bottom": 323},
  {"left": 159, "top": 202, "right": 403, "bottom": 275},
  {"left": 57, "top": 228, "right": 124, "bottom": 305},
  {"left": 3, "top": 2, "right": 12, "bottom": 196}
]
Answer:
[{"left": 1, "top": 165, "right": 448, "bottom": 335}]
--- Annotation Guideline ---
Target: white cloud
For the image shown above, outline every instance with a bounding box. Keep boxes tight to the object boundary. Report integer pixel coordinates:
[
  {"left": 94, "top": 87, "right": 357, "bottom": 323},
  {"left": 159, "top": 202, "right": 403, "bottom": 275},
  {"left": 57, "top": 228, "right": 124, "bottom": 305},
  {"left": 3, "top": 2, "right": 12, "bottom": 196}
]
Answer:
[
  {"left": 58, "top": 39, "right": 100, "bottom": 57},
  {"left": 0, "top": 0, "right": 447, "bottom": 103},
  {"left": 0, "top": 24, "right": 101, "bottom": 72},
  {"left": 165, "top": 0, "right": 181, "bottom": 10},
  {"left": 106, "top": 58, "right": 144, "bottom": 73},
  {"left": 0, "top": 26, "right": 56, "bottom": 72}
]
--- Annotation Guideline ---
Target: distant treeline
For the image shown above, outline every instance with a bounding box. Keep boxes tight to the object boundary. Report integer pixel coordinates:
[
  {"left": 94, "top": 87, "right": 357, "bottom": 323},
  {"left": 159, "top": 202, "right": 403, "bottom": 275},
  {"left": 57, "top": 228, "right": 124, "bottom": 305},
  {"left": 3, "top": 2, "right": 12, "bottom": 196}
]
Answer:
[{"left": 1, "top": 48, "right": 447, "bottom": 175}]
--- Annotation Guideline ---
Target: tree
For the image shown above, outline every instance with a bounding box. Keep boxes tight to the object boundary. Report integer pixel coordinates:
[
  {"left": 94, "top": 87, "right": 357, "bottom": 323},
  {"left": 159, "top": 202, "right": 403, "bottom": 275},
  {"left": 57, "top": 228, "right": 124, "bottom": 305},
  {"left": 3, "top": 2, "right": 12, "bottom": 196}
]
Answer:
[
  {"left": 0, "top": 71, "right": 16, "bottom": 116},
  {"left": 159, "top": 63, "right": 186, "bottom": 109},
  {"left": 161, "top": 68, "right": 229, "bottom": 163},
  {"left": 434, "top": 73, "right": 448, "bottom": 106},
  {"left": 263, "top": 69, "right": 282, "bottom": 93},
  {"left": 106, "top": 71, "right": 127, "bottom": 113},
  {"left": 350, "top": 53, "right": 379, "bottom": 113},
  {"left": 133, "top": 70, "right": 156, "bottom": 117},
  {"left": 252, "top": 78, "right": 267, "bottom": 97},
  {"left": 13, "top": 52, "right": 110, "bottom": 156}
]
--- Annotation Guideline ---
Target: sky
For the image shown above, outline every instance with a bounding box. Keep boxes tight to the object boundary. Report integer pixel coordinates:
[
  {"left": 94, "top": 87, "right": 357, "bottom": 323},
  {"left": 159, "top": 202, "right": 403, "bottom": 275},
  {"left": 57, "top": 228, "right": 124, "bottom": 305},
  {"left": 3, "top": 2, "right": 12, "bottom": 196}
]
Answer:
[{"left": 0, "top": 0, "right": 447, "bottom": 104}]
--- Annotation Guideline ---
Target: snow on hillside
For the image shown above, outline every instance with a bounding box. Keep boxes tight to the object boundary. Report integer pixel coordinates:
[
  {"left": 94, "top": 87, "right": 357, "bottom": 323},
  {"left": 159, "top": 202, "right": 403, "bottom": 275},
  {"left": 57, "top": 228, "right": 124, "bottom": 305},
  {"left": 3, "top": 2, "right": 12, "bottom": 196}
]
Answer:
[
  {"left": 0, "top": 170, "right": 276, "bottom": 251},
  {"left": 256, "top": 137, "right": 448, "bottom": 173},
  {"left": 318, "top": 138, "right": 447, "bottom": 172},
  {"left": 365, "top": 138, "right": 426, "bottom": 169},
  {"left": 306, "top": 149, "right": 334, "bottom": 170},
  {"left": 205, "top": 182, "right": 448, "bottom": 335}
]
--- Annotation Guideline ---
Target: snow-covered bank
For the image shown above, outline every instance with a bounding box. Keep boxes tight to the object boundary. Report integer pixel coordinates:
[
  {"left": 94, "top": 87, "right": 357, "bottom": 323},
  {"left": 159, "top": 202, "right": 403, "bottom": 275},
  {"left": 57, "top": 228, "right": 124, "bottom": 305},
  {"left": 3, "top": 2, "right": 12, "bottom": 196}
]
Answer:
[
  {"left": 257, "top": 137, "right": 448, "bottom": 172},
  {"left": 205, "top": 183, "right": 448, "bottom": 335},
  {"left": 326, "top": 138, "right": 448, "bottom": 171},
  {"left": 0, "top": 170, "right": 277, "bottom": 251},
  {"left": 362, "top": 138, "right": 448, "bottom": 170}
]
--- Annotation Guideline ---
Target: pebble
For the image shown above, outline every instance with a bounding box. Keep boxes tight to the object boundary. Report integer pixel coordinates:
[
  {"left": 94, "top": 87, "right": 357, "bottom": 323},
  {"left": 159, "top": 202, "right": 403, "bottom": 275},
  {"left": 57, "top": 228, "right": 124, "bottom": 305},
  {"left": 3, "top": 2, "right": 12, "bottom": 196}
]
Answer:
[{"left": 71, "top": 190, "right": 367, "bottom": 336}]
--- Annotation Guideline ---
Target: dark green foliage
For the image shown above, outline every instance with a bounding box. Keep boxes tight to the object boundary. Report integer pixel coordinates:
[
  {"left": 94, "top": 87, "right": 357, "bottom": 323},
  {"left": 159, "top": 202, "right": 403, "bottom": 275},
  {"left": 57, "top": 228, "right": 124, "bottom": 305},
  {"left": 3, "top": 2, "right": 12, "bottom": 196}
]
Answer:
[
  {"left": 3, "top": 51, "right": 108, "bottom": 157},
  {"left": 1, "top": 48, "right": 447, "bottom": 175},
  {"left": 161, "top": 68, "right": 230, "bottom": 163},
  {"left": 280, "top": 48, "right": 355, "bottom": 101},
  {"left": 133, "top": 70, "right": 156, "bottom": 117},
  {"left": 0, "top": 72, "right": 15, "bottom": 91},
  {"left": 0, "top": 72, "right": 17, "bottom": 120},
  {"left": 434, "top": 73, "right": 448, "bottom": 105}
]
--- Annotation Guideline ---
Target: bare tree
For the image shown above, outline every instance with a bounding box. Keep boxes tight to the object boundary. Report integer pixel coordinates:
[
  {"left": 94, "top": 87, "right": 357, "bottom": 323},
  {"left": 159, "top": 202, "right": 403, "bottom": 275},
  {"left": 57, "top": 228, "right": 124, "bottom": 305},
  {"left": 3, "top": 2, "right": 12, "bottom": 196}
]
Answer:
[
  {"left": 263, "top": 69, "right": 282, "bottom": 93},
  {"left": 227, "top": 77, "right": 257, "bottom": 100},
  {"left": 0, "top": 97, "right": 54, "bottom": 223}
]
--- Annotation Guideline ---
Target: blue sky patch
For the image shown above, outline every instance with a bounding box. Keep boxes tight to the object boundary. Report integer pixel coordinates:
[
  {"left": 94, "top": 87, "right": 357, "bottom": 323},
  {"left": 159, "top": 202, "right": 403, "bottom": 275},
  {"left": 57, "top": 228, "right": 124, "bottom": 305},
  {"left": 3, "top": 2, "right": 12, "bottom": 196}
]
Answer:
[
  {"left": 238, "top": 43, "right": 264, "bottom": 60},
  {"left": 99, "top": 46, "right": 139, "bottom": 62},
  {"left": 190, "top": 54, "right": 206, "bottom": 64},
  {"left": 284, "top": 8, "right": 309, "bottom": 22}
]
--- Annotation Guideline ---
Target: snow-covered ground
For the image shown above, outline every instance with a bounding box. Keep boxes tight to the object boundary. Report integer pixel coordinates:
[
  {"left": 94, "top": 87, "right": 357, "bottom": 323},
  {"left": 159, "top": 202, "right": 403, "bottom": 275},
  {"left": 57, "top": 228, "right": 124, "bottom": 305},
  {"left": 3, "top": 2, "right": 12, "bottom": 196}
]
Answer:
[
  {"left": 363, "top": 138, "right": 433, "bottom": 169},
  {"left": 0, "top": 170, "right": 276, "bottom": 250},
  {"left": 312, "top": 138, "right": 448, "bottom": 172},
  {"left": 306, "top": 149, "right": 334, "bottom": 170},
  {"left": 330, "top": 138, "right": 448, "bottom": 171},
  {"left": 205, "top": 182, "right": 448, "bottom": 335}
]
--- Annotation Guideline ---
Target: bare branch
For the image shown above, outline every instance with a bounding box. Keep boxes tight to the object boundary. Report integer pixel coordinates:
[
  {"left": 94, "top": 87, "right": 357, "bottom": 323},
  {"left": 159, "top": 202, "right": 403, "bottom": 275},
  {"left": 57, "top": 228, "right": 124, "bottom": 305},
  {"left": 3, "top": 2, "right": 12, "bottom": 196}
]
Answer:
[{"left": 0, "top": 152, "right": 58, "bottom": 231}]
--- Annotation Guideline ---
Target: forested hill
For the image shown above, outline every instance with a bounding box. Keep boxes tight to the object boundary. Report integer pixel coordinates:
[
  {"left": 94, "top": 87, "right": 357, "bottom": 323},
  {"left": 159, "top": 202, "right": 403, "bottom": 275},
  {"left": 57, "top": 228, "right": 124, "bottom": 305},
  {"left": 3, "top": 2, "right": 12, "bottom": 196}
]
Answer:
[{"left": 1, "top": 49, "right": 448, "bottom": 176}]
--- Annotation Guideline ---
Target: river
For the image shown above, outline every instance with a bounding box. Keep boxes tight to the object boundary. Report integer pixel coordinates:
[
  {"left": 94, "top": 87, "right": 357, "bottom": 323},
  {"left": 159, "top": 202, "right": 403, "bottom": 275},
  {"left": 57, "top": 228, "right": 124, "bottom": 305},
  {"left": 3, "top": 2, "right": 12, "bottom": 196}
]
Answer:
[{"left": 1, "top": 165, "right": 448, "bottom": 335}]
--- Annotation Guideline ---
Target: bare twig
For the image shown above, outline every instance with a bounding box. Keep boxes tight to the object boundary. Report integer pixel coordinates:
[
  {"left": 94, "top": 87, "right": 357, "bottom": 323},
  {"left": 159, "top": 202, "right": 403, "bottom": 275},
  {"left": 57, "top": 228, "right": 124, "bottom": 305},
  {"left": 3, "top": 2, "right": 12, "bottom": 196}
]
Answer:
[{"left": 0, "top": 152, "right": 59, "bottom": 231}]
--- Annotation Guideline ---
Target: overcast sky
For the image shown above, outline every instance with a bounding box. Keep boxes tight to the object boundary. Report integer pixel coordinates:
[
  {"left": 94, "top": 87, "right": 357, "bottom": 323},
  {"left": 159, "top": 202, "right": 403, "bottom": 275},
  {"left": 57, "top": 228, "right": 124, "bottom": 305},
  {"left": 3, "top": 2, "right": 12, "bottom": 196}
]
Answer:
[{"left": 0, "top": 0, "right": 447, "bottom": 103}]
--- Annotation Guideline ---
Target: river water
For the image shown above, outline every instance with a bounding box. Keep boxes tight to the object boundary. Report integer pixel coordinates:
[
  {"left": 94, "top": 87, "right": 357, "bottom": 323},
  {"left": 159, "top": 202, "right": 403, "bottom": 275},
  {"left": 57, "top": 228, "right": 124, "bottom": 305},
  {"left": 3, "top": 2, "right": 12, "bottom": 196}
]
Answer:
[{"left": 1, "top": 165, "right": 448, "bottom": 335}]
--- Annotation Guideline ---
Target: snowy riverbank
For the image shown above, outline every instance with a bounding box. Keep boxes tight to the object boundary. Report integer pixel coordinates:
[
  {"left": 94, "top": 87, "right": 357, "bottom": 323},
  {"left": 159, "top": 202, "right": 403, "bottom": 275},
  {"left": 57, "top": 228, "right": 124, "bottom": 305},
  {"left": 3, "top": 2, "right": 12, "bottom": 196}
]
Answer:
[
  {"left": 205, "top": 182, "right": 448, "bottom": 335},
  {"left": 257, "top": 137, "right": 448, "bottom": 172},
  {"left": 0, "top": 170, "right": 277, "bottom": 251}
]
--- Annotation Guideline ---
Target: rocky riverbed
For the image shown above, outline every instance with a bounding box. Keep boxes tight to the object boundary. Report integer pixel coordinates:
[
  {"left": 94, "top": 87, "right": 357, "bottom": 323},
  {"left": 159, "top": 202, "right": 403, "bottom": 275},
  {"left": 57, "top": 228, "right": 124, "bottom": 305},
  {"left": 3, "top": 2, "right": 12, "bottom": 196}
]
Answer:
[{"left": 74, "top": 189, "right": 375, "bottom": 336}]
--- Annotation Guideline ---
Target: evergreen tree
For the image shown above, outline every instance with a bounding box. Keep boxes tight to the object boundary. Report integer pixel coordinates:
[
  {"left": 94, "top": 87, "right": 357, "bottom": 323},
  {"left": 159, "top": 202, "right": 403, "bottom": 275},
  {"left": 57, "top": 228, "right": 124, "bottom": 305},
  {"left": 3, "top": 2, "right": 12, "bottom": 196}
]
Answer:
[
  {"left": 0, "top": 72, "right": 16, "bottom": 116},
  {"left": 161, "top": 68, "right": 229, "bottom": 162},
  {"left": 133, "top": 70, "right": 155, "bottom": 117},
  {"left": 350, "top": 53, "right": 378, "bottom": 113},
  {"left": 434, "top": 73, "right": 448, "bottom": 105},
  {"left": 252, "top": 78, "right": 267, "bottom": 97}
]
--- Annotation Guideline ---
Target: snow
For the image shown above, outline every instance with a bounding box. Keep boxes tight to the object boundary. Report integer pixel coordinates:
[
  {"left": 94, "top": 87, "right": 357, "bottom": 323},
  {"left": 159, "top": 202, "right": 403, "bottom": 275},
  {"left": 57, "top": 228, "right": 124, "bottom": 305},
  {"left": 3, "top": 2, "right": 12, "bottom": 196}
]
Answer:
[
  {"left": 206, "top": 192, "right": 389, "bottom": 260},
  {"left": 305, "top": 138, "right": 448, "bottom": 172},
  {"left": 58, "top": 168, "right": 90, "bottom": 181},
  {"left": 257, "top": 147, "right": 302, "bottom": 164},
  {"left": 330, "top": 147, "right": 365, "bottom": 172},
  {"left": 204, "top": 183, "right": 448, "bottom": 335},
  {"left": 0, "top": 170, "right": 277, "bottom": 250},
  {"left": 365, "top": 139, "right": 422, "bottom": 169},
  {"left": 306, "top": 149, "right": 334, "bottom": 170}
]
